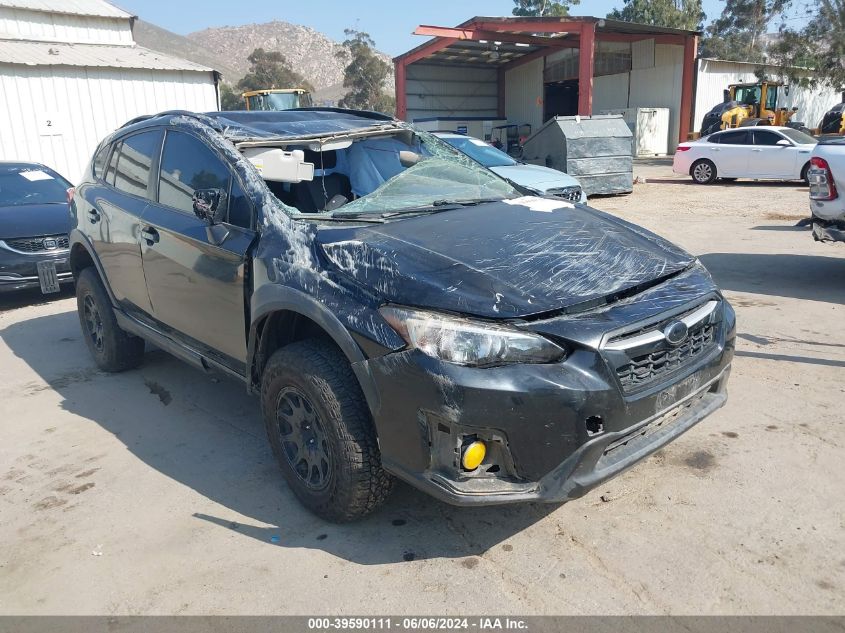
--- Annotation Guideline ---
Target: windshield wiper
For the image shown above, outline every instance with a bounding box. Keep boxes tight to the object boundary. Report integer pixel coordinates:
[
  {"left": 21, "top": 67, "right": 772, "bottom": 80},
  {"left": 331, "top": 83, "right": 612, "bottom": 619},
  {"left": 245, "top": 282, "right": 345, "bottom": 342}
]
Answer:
[
  {"left": 294, "top": 213, "right": 385, "bottom": 224},
  {"left": 335, "top": 197, "right": 509, "bottom": 220}
]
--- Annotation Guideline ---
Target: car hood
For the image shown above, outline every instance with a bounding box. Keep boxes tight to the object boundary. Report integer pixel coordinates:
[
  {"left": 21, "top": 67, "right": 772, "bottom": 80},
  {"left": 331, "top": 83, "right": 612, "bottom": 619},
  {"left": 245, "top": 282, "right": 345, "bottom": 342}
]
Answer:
[
  {"left": 0, "top": 203, "right": 70, "bottom": 239},
  {"left": 317, "top": 197, "right": 694, "bottom": 319},
  {"left": 490, "top": 164, "right": 581, "bottom": 192}
]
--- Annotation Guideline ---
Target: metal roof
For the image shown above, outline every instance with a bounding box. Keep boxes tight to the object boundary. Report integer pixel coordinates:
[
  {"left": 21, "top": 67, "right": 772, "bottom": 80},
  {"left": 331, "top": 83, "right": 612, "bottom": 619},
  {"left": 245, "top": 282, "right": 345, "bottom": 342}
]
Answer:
[
  {"left": 0, "top": 0, "right": 132, "bottom": 19},
  {"left": 397, "top": 15, "right": 699, "bottom": 65},
  {"left": 0, "top": 40, "right": 214, "bottom": 72}
]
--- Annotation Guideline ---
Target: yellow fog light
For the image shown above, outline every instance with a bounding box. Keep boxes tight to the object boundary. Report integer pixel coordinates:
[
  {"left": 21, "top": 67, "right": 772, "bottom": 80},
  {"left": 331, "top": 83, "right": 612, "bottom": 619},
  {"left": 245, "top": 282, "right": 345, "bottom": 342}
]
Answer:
[{"left": 461, "top": 441, "right": 487, "bottom": 471}]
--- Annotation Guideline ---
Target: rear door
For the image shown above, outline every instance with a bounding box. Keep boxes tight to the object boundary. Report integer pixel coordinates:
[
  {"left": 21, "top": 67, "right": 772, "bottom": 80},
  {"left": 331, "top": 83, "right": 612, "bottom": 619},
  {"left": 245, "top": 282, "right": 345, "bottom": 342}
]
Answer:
[
  {"left": 748, "top": 129, "right": 799, "bottom": 178},
  {"left": 708, "top": 130, "right": 750, "bottom": 177},
  {"left": 86, "top": 130, "right": 161, "bottom": 316},
  {"left": 139, "top": 129, "right": 256, "bottom": 370}
]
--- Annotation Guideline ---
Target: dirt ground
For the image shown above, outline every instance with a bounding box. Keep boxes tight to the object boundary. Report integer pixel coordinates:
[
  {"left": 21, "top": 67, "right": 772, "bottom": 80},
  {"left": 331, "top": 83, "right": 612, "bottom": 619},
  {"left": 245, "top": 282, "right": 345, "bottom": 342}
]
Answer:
[{"left": 1, "top": 159, "right": 843, "bottom": 615}]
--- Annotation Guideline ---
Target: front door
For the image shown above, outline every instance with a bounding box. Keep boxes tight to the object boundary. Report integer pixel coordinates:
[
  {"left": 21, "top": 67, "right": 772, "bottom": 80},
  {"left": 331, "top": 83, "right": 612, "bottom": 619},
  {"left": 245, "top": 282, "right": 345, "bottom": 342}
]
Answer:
[
  {"left": 139, "top": 129, "right": 256, "bottom": 370},
  {"left": 748, "top": 129, "right": 798, "bottom": 178}
]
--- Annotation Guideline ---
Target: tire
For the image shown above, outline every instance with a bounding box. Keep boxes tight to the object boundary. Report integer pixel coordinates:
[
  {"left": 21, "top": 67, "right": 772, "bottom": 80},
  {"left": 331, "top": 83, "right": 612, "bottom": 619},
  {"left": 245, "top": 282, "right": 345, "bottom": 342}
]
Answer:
[
  {"left": 691, "top": 159, "right": 717, "bottom": 184},
  {"left": 261, "top": 339, "right": 393, "bottom": 522},
  {"left": 800, "top": 162, "right": 811, "bottom": 185},
  {"left": 75, "top": 267, "right": 145, "bottom": 372}
]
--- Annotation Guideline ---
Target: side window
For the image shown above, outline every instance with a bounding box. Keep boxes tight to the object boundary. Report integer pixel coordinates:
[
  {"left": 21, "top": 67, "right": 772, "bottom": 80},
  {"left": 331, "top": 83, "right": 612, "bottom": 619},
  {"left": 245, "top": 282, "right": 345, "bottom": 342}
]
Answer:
[
  {"left": 718, "top": 131, "right": 748, "bottom": 145},
  {"left": 753, "top": 131, "right": 783, "bottom": 146},
  {"left": 105, "top": 141, "right": 121, "bottom": 186},
  {"left": 228, "top": 178, "right": 253, "bottom": 229},
  {"left": 93, "top": 144, "right": 110, "bottom": 179},
  {"left": 114, "top": 131, "right": 161, "bottom": 199},
  {"left": 708, "top": 134, "right": 721, "bottom": 144},
  {"left": 158, "top": 131, "right": 230, "bottom": 219}
]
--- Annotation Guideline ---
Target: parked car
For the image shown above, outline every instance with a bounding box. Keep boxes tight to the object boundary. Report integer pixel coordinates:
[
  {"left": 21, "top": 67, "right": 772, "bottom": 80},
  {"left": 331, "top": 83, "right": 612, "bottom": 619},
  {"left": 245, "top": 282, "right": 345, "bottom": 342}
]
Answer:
[
  {"left": 673, "top": 126, "right": 817, "bottom": 185},
  {"left": 70, "top": 109, "right": 735, "bottom": 522},
  {"left": 433, "top": 131, "right": 587, "bottom": 202},
  {"left": 0, "top": 161, "right": 74, "bottom": 293},
  {"left": 808, "top": 136, "right": 845, "bottom": 243}
]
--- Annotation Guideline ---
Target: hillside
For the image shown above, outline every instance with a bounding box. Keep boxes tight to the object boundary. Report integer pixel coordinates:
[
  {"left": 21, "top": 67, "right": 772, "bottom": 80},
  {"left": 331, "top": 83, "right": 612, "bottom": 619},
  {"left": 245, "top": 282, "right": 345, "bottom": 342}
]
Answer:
[{"left": 133, "top": 18, "right": 394, "bottom": 102}]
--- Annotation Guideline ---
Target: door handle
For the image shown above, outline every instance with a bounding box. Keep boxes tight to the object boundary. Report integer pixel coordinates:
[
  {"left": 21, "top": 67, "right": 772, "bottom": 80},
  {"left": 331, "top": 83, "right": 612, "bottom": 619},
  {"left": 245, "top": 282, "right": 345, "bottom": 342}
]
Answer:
[
  {"left": 140, "top": 227, "right": 159, "bottom": 245},
  {"left": 87, "top": 209, "right": 100, "bottom": 224},
  {"left": 710, "top": 148, "right": 720, "bottom": 151},
  {"left": 751, "top": 149, "right": 763, "bottom": 152}
]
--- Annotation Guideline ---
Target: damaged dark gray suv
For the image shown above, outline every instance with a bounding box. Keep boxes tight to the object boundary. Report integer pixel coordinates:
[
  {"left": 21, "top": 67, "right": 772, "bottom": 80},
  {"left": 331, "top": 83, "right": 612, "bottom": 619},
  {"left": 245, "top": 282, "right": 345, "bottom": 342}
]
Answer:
[{"left": 69, "top": 109, "right": 735, "bottom": 522}]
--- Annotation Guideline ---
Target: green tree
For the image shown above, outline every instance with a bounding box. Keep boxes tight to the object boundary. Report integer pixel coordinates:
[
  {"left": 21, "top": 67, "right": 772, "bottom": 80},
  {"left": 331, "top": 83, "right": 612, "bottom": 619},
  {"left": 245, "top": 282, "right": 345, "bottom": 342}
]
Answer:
[
  {"left": 219, "top": 82, "right": 243, "bottom": 110},
  {"left": 608, "top": 0, "right": 705, "bottom": 30},
  {"left": 336, "top": 29, "right": 395, "bottom": 114},
  {"left": 236, "top": 48, "right": 313, "bottom": 93},
  {"left": 512, "top": 0, "right": 579, "bottom": 16},
  {"left": 701, "top": 0, "right": 791, "bottom": 62},
  {"left": 767, "top": 0, "right": 845, "bottom": 89}
]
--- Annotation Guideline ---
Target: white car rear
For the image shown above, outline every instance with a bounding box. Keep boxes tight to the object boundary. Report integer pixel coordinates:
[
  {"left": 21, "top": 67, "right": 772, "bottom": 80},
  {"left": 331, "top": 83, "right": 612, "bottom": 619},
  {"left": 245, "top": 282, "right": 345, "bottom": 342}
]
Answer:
[
  {"left": 808, "top": 137, "right": 845, "bottom": 243},
  {"left": 673, "top": 126, "right": 817, "bottom": 184}
]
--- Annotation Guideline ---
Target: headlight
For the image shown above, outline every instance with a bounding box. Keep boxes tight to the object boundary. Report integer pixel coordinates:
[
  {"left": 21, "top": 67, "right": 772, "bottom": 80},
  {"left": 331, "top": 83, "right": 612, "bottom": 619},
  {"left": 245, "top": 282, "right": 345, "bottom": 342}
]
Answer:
[{"left": 379, "top": 306, "right": 567, "bottom": 367}]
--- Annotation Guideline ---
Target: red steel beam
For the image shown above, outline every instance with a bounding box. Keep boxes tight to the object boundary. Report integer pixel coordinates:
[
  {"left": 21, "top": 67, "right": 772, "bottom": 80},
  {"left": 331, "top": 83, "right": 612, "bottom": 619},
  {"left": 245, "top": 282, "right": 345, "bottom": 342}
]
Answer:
[
  {"left": 597, "top": 32, "right": 686, "bottom": 45},
  {"left": 578, "top": 22, "right": 596, "bottom": 116},
  {"left": 414, "top": 25, "right": 574, "bottom": 48},
  {"left": 679, "top": 34, "right": 699, "bottom": 143},
  {"left": 469, "top": 19, "right": 586, "bottom": 34},
  {"left": 395, "top": 59, "right": 407, "bottom": 120},
  {"left": 397, "top": 36, "right": 458, "bottom": 66}
]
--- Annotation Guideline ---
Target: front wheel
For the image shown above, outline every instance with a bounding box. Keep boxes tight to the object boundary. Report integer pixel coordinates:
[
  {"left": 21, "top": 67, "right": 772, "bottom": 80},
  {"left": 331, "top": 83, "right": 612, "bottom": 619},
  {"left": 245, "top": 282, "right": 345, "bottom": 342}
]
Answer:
[
  {"left": 691, "top": 159, "right": 717, "bottom": 184},
  {"left": 75, "top": 268, "right": 144, "bottom": 372},
  {"left": 261, "top": 339, "right": 393, "bottom": 522}
]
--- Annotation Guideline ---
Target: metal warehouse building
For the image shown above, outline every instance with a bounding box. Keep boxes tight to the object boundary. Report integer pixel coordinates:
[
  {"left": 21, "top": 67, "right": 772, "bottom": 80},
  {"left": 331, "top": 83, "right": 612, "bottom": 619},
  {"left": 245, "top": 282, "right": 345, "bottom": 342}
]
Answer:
[
  {"left": 0, "top": 0, "right": 219, "bottom": 183},
  {"left": 395, "top": 16, "right": 699, "bottom": 151}
]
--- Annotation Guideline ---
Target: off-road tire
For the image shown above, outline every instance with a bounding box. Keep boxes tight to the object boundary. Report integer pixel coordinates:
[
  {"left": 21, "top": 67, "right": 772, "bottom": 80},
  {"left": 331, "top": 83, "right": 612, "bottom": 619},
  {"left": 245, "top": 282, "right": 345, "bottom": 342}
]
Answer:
[
  {"left": 75, "top": 267, "right": 144, "bottom": 372},
  {"left": 261, "top": 339, "right": 393, "bottom": 522},
  {"left": 691, "top": 159, "right": 717, "bottom": 184}
]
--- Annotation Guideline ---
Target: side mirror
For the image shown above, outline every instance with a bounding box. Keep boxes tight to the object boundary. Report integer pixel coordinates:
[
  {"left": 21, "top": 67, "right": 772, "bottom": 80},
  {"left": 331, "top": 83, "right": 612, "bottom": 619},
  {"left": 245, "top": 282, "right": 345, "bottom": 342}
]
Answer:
[
  {"left": 776, "top": 139, "right": 791, "bottom": 146},
  {"left": 399, "top": 150, "right": 421, "bottom": 168},
  {"left": 192, "top": 188, "right": 227, "bottom": 224}
]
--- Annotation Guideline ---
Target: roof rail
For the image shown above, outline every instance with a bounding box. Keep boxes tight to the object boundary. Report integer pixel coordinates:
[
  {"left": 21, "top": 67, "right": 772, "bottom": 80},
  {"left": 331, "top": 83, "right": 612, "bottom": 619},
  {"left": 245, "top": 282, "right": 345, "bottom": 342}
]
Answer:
[{"left": 120, "top": 110, "right": 224, "bottom": 131}]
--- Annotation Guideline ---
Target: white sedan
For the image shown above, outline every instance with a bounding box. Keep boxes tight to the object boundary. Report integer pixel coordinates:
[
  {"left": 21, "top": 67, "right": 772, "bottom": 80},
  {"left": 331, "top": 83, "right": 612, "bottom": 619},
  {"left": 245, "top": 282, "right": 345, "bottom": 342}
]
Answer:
[{"left": 673, "top": 126, "right": 817, "bottom": 184}]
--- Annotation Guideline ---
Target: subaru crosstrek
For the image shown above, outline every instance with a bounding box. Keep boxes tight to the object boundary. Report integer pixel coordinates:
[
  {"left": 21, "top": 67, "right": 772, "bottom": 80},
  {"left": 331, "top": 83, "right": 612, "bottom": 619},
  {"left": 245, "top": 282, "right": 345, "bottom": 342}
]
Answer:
[{"left": 69, "top": 109, "right": 735, "bottom": 522}]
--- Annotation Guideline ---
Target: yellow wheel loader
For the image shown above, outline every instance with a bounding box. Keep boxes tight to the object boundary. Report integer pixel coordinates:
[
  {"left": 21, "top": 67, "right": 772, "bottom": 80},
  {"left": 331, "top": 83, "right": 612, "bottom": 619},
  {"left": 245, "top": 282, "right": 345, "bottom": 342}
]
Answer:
[
  {"left": 242, "top": 88, "right": 313, "bottom": 111},
  {"left": 699, "top": 81, "right": 798, "bottom": 137},
  {"left": 819, "top": 102, "right": 845, "bottom": 135}
]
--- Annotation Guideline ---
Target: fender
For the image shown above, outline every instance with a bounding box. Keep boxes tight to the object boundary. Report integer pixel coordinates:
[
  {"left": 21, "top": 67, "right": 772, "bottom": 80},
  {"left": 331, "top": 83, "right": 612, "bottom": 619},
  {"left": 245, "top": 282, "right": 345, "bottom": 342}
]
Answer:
[
  {"left": 68, "top": 229, "right": 119, "bottom": 306},
  {"left": 247, "top": 283, "right": 382, "bottom": 416}
]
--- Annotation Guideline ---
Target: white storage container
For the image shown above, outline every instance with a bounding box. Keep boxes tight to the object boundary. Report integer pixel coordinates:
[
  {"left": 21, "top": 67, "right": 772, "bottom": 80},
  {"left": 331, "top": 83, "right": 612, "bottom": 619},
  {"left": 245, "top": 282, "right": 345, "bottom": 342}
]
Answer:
[{"left": 599, "top": 107, "right": 670, "bottom": 156}]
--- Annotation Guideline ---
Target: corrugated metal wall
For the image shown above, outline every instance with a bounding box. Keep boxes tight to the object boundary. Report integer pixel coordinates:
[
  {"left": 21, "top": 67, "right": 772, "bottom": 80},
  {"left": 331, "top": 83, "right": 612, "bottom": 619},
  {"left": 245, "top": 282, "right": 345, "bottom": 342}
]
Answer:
[
  {"left": 0, "top": 7, "right": 131, "bottom": 44},
  {"left": 505, "top": 56, "right": 544, "bottom": 132},
  {"left": 405, "top": 63, "right": 499, "bottom": 122},
  {"left": 0, "top": 66, "right": 218, "bottom": 182},
  {"left": 693, "top": 58, "right": 842, "bottom": 133},
  {"left": 628, "top": 44, "right": 683, "bottom": 150}
]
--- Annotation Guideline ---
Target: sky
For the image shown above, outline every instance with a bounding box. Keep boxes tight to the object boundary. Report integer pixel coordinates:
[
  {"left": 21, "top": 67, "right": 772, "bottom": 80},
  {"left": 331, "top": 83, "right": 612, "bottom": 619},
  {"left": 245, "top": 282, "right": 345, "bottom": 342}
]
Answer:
[{"left": 115, "top": 0, "right": 731, "bottom": 57}]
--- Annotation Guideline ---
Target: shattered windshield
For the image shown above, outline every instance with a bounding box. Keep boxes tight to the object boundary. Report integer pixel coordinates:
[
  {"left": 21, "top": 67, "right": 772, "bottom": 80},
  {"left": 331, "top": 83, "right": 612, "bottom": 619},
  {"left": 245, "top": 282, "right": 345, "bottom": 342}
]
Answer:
[{"left": 253, "top": 128, "right": 520, "bottom": 218}]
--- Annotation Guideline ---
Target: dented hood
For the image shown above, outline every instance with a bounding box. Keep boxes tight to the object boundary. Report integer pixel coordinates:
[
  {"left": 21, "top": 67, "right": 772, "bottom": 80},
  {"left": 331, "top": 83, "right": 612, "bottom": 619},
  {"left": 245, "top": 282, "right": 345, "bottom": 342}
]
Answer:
[{"left": 317, "top": 197, "right": 694, "bottom": 319}]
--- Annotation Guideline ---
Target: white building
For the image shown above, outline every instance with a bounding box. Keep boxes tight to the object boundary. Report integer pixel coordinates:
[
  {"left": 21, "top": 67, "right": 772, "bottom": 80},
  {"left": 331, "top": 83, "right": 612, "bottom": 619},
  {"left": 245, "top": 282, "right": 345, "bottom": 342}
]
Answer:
[
  {"left": 0, "top": 0, "right": 220, "bottom": 183},
  {"left": 693, "top": 57, "right": 842, "bottom": 134}
]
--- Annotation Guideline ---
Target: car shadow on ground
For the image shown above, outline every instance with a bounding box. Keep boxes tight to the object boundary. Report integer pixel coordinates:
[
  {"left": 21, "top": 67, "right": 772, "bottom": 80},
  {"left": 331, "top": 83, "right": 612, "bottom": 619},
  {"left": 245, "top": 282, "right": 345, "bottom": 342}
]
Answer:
[
  {"left": 645, "top": 178, "right": 805, "bottom": 189},
  {"left": 0, "top": 285, "right": 75, "bottom": 312},
  {"left": 1, "top": 309, "right": 560, "bottom": 565},
  {"left": 698, "top": 252, "right": 845, "bottom": 305}
]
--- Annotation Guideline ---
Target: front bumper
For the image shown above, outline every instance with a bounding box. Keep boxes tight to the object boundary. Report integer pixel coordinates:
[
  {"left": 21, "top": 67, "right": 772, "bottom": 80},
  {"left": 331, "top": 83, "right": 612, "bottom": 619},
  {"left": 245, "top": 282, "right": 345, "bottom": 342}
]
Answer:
[
  {"left": 366, "top": 284, "right": 735, "bottom": 506},
  {"left": 812, "top": 217, "right": 845, "bottom": 243},
  {"left": 0, "top": 244, "right": 72, "bottom": 292}
]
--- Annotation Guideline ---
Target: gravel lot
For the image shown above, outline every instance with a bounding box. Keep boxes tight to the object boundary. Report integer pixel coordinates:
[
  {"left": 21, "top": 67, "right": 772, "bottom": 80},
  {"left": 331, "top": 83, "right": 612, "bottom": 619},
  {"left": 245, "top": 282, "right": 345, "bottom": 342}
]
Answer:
[{"left": 1, "top": 159, "right": 843, "bottom": 615}]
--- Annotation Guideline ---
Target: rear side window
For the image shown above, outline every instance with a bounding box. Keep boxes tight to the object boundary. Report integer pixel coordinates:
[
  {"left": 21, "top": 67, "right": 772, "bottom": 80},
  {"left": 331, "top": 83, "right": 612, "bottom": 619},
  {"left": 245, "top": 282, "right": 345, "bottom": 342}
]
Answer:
[
  {"left": 93, "top": 144, "right": 111, "bottom": 179},
  {"left": 105, "top": 142, "right": 120, "bottom": 185},
  {"left": 158, "top": 131, "right": 252, "bottom": 229},
  {"left": 114, "top": 131, "right": 161, "bottom": 198},
  {"left": 716, "top": 130, "right": 748, "bottom": 145}
]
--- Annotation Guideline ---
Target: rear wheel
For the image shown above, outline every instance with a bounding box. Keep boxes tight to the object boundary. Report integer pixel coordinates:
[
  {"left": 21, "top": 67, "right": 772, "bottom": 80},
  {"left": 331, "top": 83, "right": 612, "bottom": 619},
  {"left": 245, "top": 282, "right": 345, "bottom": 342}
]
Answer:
[
  {"left": 75, "top": 268, "right": 144, "bottom": 372},
  {"left": 691, "top": 159, "right": 717, "bottom": 184},
  {"left": 261, "top": 339, "right": 393, "bottom": 522}
]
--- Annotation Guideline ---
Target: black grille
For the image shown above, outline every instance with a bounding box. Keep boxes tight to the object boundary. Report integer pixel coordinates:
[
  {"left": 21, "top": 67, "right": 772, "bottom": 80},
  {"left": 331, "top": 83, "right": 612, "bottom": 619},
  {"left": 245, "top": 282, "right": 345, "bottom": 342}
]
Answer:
[
  {"left": 617, "top": 322, "right": 716, "bottom": 391},
  {"left": 4, "top": 235, "right": 69, "bottom": 253},
  {"left": 546, "top": 186, "right": 582, "bottom": 202}
]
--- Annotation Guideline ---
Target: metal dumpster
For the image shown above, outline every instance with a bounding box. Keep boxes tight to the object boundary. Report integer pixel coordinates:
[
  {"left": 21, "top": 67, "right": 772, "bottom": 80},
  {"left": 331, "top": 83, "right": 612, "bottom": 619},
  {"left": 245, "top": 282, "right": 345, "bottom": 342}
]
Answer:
[{"left": 521, "top": 115, "right": 633, "bottom": 195}]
